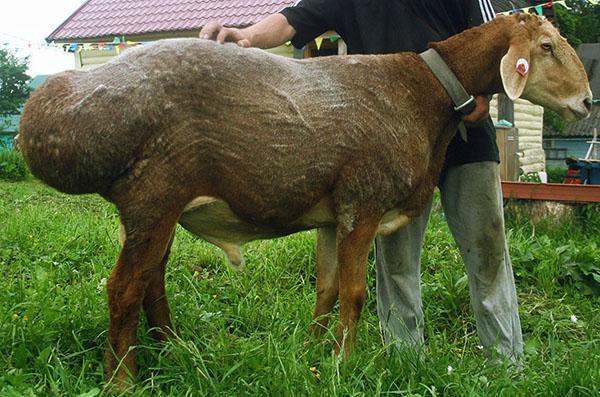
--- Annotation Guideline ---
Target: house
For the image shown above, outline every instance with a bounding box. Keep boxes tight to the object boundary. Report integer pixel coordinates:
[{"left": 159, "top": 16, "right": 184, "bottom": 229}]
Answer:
[
  {"left": 544, "top": 42, "right": 600, "bottom": 168},
  {"left": 47, "top": 0, "right": 556, "bottom": 178},
  {"left": 0, "top": 75, "right": 48, "bottom": 149}
]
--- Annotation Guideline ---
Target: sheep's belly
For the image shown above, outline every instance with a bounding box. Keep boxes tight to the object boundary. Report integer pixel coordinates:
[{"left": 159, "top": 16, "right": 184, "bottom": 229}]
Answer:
[
  {"left": 178, "top": 196, "right": 411, "bottom": 269},
  {"left": 179, "top": 196, "right": 334, "bottom": 244}
]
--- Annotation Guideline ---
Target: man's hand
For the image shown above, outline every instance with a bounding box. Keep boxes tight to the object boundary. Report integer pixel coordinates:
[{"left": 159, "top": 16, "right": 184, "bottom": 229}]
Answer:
[
  {"left": 200, "top": 21, "right": 251, "bottom": 47},
  {"left": 462, "top": 95, "right": 490, "bottom": 126},
  {"left": 199, "top": 15, "right": 295, "bottom": 49}
]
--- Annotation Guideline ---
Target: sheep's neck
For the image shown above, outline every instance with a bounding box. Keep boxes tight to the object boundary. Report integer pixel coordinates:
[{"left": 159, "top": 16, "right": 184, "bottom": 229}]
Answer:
[{"left": 430, "top": 20, "right": 511, "bottom": 96}]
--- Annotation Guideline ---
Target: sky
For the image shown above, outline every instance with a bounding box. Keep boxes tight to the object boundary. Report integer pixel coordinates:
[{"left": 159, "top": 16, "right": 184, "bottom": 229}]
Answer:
[{"left": 0, "top": 0, "right": 86, "bottom": 77}]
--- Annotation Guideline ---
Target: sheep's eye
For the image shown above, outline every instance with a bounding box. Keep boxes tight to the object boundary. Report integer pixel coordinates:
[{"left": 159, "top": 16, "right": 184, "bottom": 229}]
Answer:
[{"left": 541, "top": 42, "right": 552, "bottom": 52}]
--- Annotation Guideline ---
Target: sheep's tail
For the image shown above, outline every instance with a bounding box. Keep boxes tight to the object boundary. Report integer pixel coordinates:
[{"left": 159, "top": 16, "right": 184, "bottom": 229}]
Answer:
[{"left": 19, "top": 70, "right": 155, "bottom": 195}]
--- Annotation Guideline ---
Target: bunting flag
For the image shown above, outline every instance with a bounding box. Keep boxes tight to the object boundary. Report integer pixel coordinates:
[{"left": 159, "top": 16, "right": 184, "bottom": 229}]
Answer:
[
  {"left": 51, "top": 37, "right": 144, "bottom": 54},
  {"left": 496, "top": 0, "right": 595, "bottom": 16},
  {"left": 315, "top": 36, "right": 323, "bottom": 50},
  {"left": 312, "top": 34, "right": 340, "bottom": 49}
]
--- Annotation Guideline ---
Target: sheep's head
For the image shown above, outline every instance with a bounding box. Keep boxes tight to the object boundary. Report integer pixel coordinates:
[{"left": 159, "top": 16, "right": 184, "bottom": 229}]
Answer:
[{"left": 500, "top": 13, "right": 592, "bottom": 121}]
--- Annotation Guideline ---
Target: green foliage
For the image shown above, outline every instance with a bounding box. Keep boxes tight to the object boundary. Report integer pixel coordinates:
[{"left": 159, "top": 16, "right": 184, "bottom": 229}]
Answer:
[
  {"left": 0, "top": 46, "right": 30, "bottom": 121},
  {"left": 546, "top": 166, "right": 567, "bottom": 183},
  {"left": 0, "top": 181, "right": 599, "bottom": 395},
  {"left": 555, "top": 2, "right": 600, "bottom": 45},
  {"left": 554, "top": 6, "right": 582, "bottom": 48},
  {"left": 519, "top": 171, "right": 541, "bottom": 182},
  {"left": 555, "top": 7, "right": 582, "bottom": 47},
  {"left": 0, "top": 147, "right": 28, "bottom": 181},
  {"left": 543, "top": 107, "right": 567, "bottom": 135}
]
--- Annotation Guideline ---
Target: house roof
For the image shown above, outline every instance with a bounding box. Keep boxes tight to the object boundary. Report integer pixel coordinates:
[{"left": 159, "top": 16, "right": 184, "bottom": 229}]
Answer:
[
  {"left": 544, "top": 105, "right": 600, "bottom": 138},
  {"left": 47, "top": 0, "right": 296, "bottom": 42}
]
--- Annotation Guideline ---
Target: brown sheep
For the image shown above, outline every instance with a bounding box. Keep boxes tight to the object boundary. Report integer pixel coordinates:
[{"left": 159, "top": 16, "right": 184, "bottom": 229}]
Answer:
[{"left": 19, "top": 13, "right": 591, "bottom": 385}]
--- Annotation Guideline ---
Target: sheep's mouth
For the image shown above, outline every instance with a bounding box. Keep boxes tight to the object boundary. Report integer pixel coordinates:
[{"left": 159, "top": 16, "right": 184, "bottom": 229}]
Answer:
[{"left": 567, "top": 106, "right": 590, "bottom": 121}]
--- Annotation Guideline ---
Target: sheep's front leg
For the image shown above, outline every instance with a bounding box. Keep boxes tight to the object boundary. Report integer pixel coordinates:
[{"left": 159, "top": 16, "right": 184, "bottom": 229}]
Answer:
[
  {"left": 335, "top": 218, "right": 379, "bottom": 357},
  {"left": 106, "top": 211, "right": 180, "bottom": 386},
  {"left": 311, "top": 226, "right": 339, "bottom": 336}
]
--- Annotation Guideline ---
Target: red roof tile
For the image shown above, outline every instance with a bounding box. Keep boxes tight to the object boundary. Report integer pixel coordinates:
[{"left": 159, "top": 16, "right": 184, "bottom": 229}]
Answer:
[{"left": 47, "top": 0, "right": 296, "bottom": 42}]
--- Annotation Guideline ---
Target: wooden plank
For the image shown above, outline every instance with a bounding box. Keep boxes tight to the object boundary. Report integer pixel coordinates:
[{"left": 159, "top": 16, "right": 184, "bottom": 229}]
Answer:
[{"left": 502, "top": 182, "right": 600, "bottom": 203}]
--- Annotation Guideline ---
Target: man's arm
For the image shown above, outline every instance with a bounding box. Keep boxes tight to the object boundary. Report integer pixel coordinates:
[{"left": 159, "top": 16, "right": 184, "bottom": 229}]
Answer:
[
  {"left": 461, "top": 0, "right": 496, "bottom": 124},
  {"left": 200, "top": 14, "right": 296, "bottom": 49}
]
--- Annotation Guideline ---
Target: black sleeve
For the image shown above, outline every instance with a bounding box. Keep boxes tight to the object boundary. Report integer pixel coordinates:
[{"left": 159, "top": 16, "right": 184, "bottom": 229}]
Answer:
[
  {"left": 464, "top": 0, "right": 496, "bottom": 27},
  {"left": 279, "top": 0, "right": 343, "bottom": 49}
]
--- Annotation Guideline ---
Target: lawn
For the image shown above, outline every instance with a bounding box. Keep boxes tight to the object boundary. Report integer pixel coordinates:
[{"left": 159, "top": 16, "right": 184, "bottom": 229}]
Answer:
[{"left": 0, "top": 180, "right": 599, "bottom": 396}]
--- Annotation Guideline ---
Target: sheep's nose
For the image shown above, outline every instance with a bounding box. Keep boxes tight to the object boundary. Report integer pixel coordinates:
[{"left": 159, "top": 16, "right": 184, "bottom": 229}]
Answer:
[{"left": 583, "top": 96, "right": 593, "bottom": 112}]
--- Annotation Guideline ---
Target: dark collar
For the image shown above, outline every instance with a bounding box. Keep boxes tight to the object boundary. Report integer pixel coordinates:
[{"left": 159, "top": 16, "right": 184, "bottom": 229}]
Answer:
[{"left": 419, "top": 48, "right": 476, "bottom": 116}]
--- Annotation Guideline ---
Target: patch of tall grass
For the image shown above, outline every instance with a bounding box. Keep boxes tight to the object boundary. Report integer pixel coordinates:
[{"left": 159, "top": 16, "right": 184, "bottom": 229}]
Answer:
[
  {"left": 0, "top": 147, "right": 29, "bottom": 181},
  {"left": 0, "top": 181, "right": 599, "bottom": 396}
]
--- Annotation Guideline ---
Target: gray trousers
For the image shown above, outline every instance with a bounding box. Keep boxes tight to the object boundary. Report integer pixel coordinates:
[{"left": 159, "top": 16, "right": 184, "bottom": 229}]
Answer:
[{"left": 375, "top": 161, "right": 523, "bottom": 360}]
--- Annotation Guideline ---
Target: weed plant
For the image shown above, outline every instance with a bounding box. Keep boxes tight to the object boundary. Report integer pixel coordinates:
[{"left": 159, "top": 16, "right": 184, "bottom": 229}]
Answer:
[
  {"left": 0, "top": 181, "right": 598, "bottom": 396},
  {"left": 0, "top": 148, "right": 29, "bottom": 182}
]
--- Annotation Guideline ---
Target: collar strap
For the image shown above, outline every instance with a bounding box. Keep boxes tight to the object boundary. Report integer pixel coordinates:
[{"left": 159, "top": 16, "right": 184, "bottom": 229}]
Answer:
[{"left": 419, "top": 48, "right": 475, "bottom": 116}]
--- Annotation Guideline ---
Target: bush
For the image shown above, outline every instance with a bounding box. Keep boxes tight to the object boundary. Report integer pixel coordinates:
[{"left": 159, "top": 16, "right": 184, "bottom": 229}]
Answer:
[
  {"left": 0, "top": 147, "right": 29, "bottom": 181},
  {"left": 547, "top": 166, "right": 567, "bottom": 183}
]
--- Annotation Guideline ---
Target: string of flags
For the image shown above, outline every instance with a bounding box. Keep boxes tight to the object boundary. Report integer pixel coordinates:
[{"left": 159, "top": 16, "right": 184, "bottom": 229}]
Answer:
[
  {"left": 47, "top": 0, "right": 600, "bottom": 55},
  {"left": 50, "top": 36, "right": 144, "bottom": 54},
  {"left": 496, "top": 0, "right": 597, "bottom": 16}
]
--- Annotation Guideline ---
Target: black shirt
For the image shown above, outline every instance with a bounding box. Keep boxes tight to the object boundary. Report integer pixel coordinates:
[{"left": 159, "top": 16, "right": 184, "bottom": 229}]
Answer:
[{"left": 280, "top": 0, "right": 500, "bottom": 168}]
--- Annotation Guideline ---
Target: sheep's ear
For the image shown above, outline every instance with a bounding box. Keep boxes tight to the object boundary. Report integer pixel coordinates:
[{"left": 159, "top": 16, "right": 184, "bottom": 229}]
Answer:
[{"left": 500, "top": 39, "right": 530, "bottom": 100}]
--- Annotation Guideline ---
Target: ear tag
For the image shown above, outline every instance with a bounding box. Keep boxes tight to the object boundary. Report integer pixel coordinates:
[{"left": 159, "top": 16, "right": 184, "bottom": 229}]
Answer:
[{"left": 516, "top": 58, "right": 529, "bottom": 77}]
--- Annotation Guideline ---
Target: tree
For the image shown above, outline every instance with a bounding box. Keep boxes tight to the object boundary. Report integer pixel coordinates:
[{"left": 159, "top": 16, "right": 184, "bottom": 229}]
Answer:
[
  {"left": 554, "top": 1, "right": 600, "bottom": 46},
  {"left": 0, "top": 46, "right": 31, "bottom": 118}
]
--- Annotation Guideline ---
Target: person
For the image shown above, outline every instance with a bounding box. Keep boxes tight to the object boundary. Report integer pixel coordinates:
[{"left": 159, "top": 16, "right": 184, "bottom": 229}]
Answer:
[{"left": 200, "top": 0, "right": 523, "bottom": 362}]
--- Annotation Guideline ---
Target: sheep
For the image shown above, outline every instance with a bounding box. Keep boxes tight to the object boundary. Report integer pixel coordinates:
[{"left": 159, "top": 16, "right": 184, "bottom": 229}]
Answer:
[{"left": 19, "top": 13, "right": 591, "bottom": 385}]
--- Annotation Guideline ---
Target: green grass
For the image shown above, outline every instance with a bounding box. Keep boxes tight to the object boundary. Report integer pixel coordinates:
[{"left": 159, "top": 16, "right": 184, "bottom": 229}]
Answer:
[
  {"left": 1, "top": 180, "right": 599, "bottom": 396},
  {"left": 0, "top": 149, "right": 29, "bottom": 182}
]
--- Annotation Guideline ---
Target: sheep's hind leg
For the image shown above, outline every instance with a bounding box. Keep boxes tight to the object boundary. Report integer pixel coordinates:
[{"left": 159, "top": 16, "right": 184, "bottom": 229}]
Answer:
[
  {"left": 105, "top": 206, "right": 182, "bottom": 387},
  {"left": 310, "top": 226, "right": 339, "bottom": 337},
  {"left": 120, "top": 223, "right": 176, "bottom": 341},
  {"left": 143, "top": 229, "right": 176, "bottom": 341},
  {"left": 335, "top": 217, "right": 379, "bottom": 358}
]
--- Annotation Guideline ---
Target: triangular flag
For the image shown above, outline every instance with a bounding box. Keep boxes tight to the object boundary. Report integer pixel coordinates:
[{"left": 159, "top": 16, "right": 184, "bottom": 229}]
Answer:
[
  {"left": 523, "top": 8, "right": 531, "bottom": 13},
  {"left": 112, "top": 37, "right": 121, "bottom": 44},
  {"left": 534, "top": 5, "right": 543, "bottom": 15},
  {"left": 82, "top": 43, "right": 93, "bottom": 51},
  {"left": 68, "top": 43, "right": 78, "bottom": 53},
  {"left": 554, "top": 0, "right": 572, "bottom": 9},
  {"left": 315, "top": 36, "right": 323, "bottom": 50},
  {"left": 329, "top": 35, "right": 339, "bottom": 43}
]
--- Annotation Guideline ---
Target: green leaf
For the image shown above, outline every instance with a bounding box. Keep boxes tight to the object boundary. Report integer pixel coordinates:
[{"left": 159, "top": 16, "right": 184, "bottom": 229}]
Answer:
[{"left": 76, "top": 388, "right": 100, "bottom": 397}]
